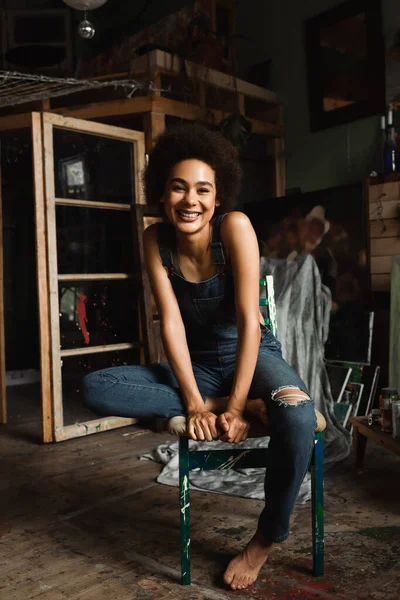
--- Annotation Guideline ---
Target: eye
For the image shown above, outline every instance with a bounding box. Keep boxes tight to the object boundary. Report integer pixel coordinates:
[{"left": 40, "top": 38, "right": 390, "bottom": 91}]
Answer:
[
  {"left": 172, "top": 185, "right": 185, "bottom": 192},
  {"left": 198, "top": 188, "right": 209, "bottom": 194}
]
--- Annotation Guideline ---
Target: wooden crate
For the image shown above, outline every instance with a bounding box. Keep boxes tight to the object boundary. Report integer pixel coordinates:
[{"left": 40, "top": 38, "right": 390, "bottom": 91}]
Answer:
[{"left": 368, "top": 173, "right": 400, "bottom": 292}]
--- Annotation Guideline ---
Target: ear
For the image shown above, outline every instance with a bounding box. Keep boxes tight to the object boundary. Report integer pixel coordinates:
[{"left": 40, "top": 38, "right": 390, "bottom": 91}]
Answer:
[
  {"left": 160, "top": 195, "right": 165, "bottom": 203},
  {"left": 215, "top": 197, "right": 220, "bottom": 207}
]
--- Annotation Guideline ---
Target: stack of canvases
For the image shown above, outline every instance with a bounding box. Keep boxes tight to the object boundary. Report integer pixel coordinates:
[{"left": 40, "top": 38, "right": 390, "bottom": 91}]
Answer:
[{"left": 244, "top": 182, "right": 381, "bottom": 441}]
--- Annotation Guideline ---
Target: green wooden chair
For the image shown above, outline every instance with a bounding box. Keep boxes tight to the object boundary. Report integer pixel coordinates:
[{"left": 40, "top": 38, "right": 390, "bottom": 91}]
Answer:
[{"left": 177, "top": 276, "right": 325, "bottom": 585}]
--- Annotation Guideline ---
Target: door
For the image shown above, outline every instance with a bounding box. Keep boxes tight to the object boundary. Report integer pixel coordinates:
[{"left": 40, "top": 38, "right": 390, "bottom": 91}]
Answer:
[{"left": 32, "top": 112, "right": 145, "bottom": 442}]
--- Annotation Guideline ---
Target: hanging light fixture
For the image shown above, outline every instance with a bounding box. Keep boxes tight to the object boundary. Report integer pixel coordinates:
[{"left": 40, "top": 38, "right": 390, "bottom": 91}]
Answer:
[
  {"left": 62, "top": 0, "right": 109, "bottom": 39},
  {"left": 61, "top": 1, "right": 108, "bottom": 9}
]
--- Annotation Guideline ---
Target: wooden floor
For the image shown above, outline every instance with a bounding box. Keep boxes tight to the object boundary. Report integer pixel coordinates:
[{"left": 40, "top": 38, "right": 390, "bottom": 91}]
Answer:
[{"left": 1, "top": 384, "right": 400, "bottom": 600}]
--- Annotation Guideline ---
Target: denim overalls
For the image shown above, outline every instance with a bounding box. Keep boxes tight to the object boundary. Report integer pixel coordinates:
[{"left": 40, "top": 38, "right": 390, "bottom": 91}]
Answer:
[{"left": 83, "top": 214, "right": 316, "bottom": 542}]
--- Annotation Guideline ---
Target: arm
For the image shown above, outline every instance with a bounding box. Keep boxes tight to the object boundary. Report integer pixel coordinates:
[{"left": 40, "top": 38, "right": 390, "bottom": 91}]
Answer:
[
  {"left": 218, "top": 212, "right": 262, "bottom": 441},
  {"left": 143, "top": 224, "right": 219, "bottom": 440}
]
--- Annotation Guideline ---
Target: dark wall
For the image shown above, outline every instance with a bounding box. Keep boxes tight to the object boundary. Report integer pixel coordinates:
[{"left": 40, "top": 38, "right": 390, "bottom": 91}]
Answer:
[
  {"left": 1, "top": 131, "right": 39, "bottom": 370},
  {"left": 75, "top": 0, "right": 192, "bottom": 60}
]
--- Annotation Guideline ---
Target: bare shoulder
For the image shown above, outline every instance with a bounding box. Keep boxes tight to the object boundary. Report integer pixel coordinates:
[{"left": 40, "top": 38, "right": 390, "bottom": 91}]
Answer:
[
  {"left": 142, "top": 222, "right": 159, "bottom": 244},
  {"left": 220, "top": 211, "right": 255, "bottom": 245}
]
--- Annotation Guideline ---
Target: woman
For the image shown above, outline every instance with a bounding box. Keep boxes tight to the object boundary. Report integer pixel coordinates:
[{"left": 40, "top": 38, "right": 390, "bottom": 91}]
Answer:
[{"left": 83, "top": 124, "right": 316, "bottom": 591}]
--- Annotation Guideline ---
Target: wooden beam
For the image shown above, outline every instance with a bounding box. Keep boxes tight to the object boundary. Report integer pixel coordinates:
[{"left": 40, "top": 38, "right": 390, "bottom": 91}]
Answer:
[
  {"left": 370, "top": 219, "right": 400, "bottom": 238},
  {"left": 268, "top": 136, "right": 286, "bottom": 197},
  {"left": 151, "top": 97, "right": 283, "bottom": 136},
  {"left": 58, "top": 273, "right": 135, "bottom": 281},
  {"left": 31, "top": 112, "right": 53, "bottom": 442},
  {"left": 144, "top": 111, "right": 165, "bottom": 152},
  {"left": 0, "top": 147, "right": 6, "bottom": 424},
  {"left": 370, "top": 237, "right": 400, "bottom": 256},
  {"left": 0, "top": 112, "right": 31, "bottom": 131},
  {"left": 43, "top": 111, "right": 145, "bottom": 141},
  {"left": 56, "top": 416, "right": 137, "bottom": 441},
  {"left": 54, "top": 198, "right": 131, "bottom": 210},
  {"left": 371, "top": 255, "right": 392, "bottom": 274},
  {"left": 42, "top": 117, "right": 63, "bottom": 441},
  {"left": 50, "top": 96, "right": 152, "bottom": 120},
  {"left": 131, "top": 49, "right": 278, "bottom": 104},
  {"left": 60, "top": 343, "right": 140, "bottom": 358}
]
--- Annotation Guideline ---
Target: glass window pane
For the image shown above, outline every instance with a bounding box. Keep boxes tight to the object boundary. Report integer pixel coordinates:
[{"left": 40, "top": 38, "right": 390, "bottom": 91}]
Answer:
[
  {"left": 56, "top": 206, "right": 134, "bottom": 274},
  {"left": 59, "top": 280, "right": 139, "bottom": 350},
  {"left": 62, "top": 349, "right": 140, "bottom": 426},
  {"left": 53, "top": 128, "right": 134, "bottom": 204}
]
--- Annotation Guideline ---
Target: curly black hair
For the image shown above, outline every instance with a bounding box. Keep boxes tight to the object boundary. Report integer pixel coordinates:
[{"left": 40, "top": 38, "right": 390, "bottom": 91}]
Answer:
[{"left": 144, "top": 123, "right": 242, "bottom": 213}]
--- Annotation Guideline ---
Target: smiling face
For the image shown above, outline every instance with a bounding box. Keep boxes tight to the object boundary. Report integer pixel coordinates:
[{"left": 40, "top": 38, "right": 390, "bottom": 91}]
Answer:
[{"left": 162, "top": 159, "right": 218, "bottom": 234}]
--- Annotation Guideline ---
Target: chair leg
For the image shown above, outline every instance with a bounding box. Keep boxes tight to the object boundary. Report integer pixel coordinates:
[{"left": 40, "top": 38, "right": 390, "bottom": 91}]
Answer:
[
  {"left": 311, "top": 431, "right": 324, "bottom": 577},
  {"left": 179, "top": 436, "right": 191, "bottom": 585}
]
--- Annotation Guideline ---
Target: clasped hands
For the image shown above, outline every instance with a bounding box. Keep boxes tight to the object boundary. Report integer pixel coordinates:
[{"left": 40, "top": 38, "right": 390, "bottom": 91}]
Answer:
[{"left": 187, "top": 407, "right": 249, "bottom": 443}]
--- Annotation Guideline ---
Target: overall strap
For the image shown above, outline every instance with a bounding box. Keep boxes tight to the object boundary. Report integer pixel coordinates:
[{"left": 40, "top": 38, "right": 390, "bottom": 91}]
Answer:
[{"left": 211, "top": 214, "right": 227, "bottom": 267}]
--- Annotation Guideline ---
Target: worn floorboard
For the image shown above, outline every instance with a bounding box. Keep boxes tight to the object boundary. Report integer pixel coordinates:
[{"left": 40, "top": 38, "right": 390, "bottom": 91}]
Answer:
[{"left": 1, "top": 384, "right": 399, "bottom": 599}]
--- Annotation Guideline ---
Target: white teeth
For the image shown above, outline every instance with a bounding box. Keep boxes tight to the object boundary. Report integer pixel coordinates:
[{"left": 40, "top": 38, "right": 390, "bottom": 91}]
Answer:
[{"left": 179, "top": 211, "right": 200, "bottom": 218}]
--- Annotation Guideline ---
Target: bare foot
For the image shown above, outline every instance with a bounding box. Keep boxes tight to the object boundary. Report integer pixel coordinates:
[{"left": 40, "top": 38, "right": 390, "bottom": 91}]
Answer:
[
  {"left": 245, "top": 398, "right": 269, "bottom": 426},
  {"left": 223, "top": 529, "right": 273, "bottom": 591}
]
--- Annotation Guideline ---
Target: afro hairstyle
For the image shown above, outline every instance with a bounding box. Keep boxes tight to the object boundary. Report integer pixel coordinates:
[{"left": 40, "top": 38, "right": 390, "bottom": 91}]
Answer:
[{"left": 144, "top": 122, "right": 242, "bottom": 213}]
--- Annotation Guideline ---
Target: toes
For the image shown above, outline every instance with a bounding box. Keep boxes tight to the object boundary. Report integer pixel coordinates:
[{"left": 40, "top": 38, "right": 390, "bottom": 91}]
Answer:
[{"left": 223, "top": 569, "right": 234, "bottom": 586}]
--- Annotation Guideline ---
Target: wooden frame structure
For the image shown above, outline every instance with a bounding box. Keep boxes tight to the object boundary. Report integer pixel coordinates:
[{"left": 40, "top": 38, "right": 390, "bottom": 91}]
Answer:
[
  {"left": 0, "top": 49, "right": 285, "bottom": 439},
  {"left": 0, "top": 50, "right": 285, "bottom": 194},
  {"left": 32, "top": 112, "right": 145, "bottom": 442}
]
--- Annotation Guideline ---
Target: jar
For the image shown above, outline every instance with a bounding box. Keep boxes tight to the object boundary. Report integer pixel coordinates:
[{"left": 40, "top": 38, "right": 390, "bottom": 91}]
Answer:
[{"left": 379, "top": 388, "right": 398, "bottom": 433}]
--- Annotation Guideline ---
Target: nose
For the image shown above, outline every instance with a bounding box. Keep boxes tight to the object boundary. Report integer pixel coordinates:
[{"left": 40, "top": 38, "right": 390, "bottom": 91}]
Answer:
[{"left": 184, "top": 187, "right": 198, "bottom": 205}]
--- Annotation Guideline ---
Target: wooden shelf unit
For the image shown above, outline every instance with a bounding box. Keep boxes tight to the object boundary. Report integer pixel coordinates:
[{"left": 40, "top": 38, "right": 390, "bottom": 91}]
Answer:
[{"left": 0, "top": 50, "right": 286, "bottom": 197}]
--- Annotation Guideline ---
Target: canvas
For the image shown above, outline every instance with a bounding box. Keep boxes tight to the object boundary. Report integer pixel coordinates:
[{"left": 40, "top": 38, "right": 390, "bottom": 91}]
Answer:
[{"left": 244, "top": 182, "right": 370, "bottom": 363}]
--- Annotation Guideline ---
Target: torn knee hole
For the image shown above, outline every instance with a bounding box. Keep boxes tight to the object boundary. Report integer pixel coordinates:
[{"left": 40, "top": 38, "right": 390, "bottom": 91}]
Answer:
[{"left": 271, "top": 386, "right": 310, "bottom": 406}]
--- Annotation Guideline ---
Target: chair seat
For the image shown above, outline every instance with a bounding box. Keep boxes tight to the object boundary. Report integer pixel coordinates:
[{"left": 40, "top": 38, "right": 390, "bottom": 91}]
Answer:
[{"left": 168, "top": 408, "right": 326, "bottom": 437}]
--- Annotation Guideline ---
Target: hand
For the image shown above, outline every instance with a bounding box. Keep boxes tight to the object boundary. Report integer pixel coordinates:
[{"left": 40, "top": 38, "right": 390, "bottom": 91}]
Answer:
[
  {"left": 218, "top": 410, "right": 250, "bottom": 443},
  {"left": 187, "top": 409, "right": 220, "bottom": 441}
]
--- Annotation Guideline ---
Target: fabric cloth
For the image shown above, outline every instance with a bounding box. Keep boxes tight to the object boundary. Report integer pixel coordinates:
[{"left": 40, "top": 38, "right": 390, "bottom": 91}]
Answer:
[
  {"left": 260, "top": 255, "right": 351, "bottom": 464},
  {"left": 141, "top": 438, "right": 312, "bottom": 504},
  {"left": 83, "top": 215, "right": 317, "bottom": 542}
]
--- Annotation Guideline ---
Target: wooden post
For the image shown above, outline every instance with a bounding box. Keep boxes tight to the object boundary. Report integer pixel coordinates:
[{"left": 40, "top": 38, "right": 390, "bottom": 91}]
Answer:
[
  {"left": 32, "top": 113, "right": 53, "bottom": 442},
  {"left": 353, "top": 425, "right": 368, "bottom": 469},
  {"left": 267, "top": 136, "right": 286, "bottom": 198},
  {"left": 0, "top": 152, "right": 6, "bottom": 424},
  {"left": 144, "top": 111, "right": 166, "bottom": 152}
]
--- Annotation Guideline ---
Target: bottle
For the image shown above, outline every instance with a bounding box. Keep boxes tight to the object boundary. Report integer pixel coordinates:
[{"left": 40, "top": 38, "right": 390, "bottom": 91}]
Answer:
[
  {"left": 379, "top": 115, "right": 386, "bottom": 174},
  {"left": 379, "top": 387, "right": 398, "bottom": 433},
  {"left": 383, "top": 107, "right": 397, "bottom": 173}
]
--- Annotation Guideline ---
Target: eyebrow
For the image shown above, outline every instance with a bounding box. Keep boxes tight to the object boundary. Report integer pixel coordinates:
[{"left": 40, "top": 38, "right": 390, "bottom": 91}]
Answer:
[{"left": 169, "top": 177, "right": 214, "bottom": 188}]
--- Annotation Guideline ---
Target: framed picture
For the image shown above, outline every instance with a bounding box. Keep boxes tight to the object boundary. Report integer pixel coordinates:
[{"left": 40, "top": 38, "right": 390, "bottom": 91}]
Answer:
[
  {"left": 58, "top": 154, "right": 89, "bottom": 199},
  {"left": 305, "top": 0, "right": 385, "bottom": 131}
]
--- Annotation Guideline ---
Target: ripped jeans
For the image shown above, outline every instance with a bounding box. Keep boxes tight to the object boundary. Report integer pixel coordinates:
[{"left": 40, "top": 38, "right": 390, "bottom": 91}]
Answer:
[{"left": 83, "top": 325, "right": 316, "bottom": 542}]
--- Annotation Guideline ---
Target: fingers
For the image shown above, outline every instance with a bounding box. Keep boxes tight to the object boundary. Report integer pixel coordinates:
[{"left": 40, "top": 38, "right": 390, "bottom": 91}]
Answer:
[
  {"left": 219, "top": 414, "right": 230, "bottom": 432},
  {"left": 188, "top": 412, "right": 219, "bottom": 442},
  {"left": 187, "top": 419, "right": 197, "bottom": 441},
  {"left": 208, "top": 420, "right": 219, "bottom": 440},
  {"left": 220, "top": 420, "right": 250, "bottom": 443},
  {"left": 194, "top": 422, "right": 205, "bottom": 441}
]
